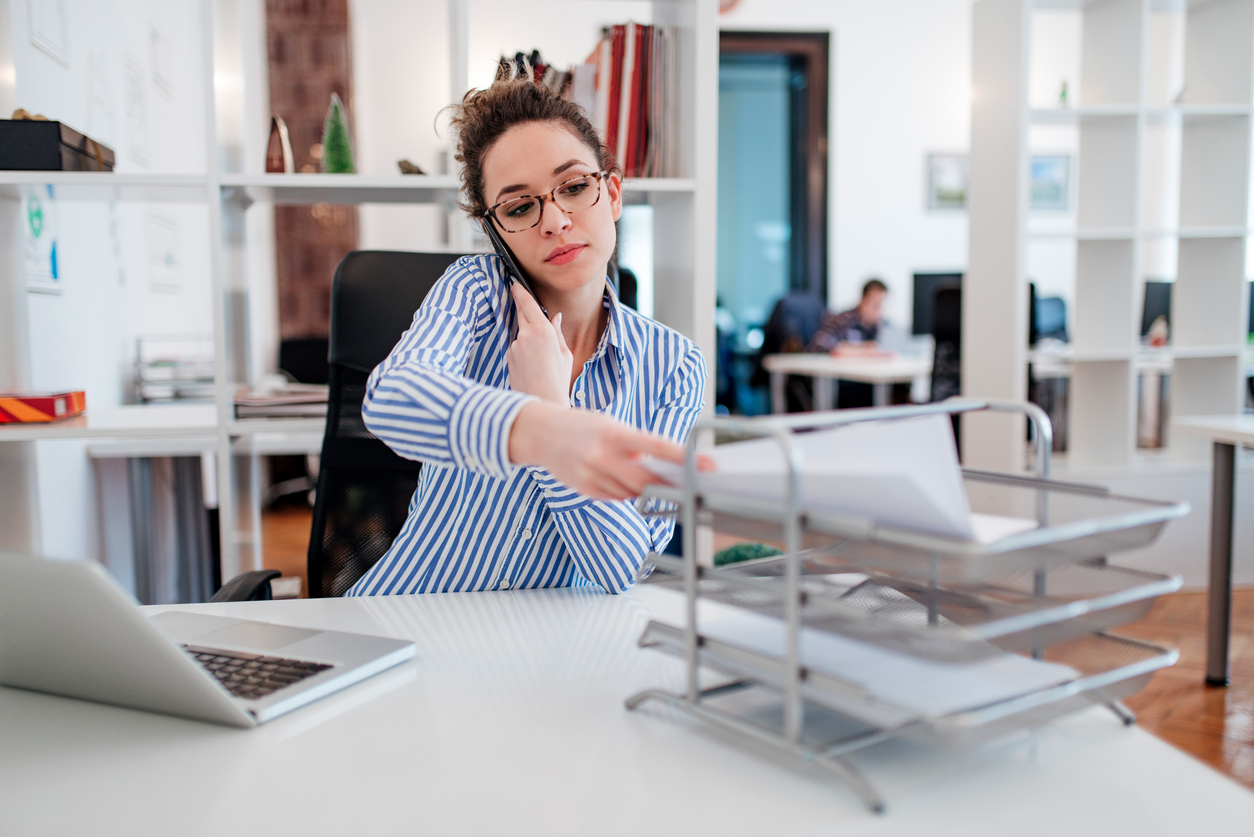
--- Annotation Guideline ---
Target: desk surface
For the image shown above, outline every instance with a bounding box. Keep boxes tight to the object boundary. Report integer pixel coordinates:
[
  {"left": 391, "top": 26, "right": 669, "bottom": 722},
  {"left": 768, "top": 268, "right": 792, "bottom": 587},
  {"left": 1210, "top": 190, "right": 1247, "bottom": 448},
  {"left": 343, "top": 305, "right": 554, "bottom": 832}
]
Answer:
[
  {"left": 1173, "top": 414, "right": 1254, "bottom": 448},
  {"left": 763, "top": 353, "right": 932, "bottom": 384},
  {"left": 2, "top": 587, "right": 1251, "bottom": 836}
]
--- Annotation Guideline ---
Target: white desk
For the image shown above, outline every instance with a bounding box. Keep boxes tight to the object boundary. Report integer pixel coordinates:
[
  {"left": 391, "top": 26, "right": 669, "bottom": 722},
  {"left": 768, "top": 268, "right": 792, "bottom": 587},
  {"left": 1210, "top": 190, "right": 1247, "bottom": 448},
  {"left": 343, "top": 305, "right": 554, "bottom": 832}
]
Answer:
[
  {"left": 1, "top": 587, "right": 1251, "bottom": 835},
  {"left": 763, "top": 353, "right": 933, "bottom": 413},
  {"left": 1172, "top": 415, "right": 1254, "bottom": 686}
]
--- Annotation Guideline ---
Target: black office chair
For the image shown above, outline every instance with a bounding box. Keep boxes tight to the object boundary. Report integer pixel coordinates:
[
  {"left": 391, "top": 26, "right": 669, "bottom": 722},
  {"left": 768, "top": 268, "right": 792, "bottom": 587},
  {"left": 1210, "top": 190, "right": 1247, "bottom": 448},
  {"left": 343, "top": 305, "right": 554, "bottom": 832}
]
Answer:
[
  {"left": 278, "top": 337, "right": 331, "bottom": 385},
  {"left": 753, "top": 292, "right": 826, "bottom": 412},
  {"left": 213, "top": 251, "right": 465, "bottom": 602},
  {"left": 929, "top": 284, "right": 962, "bottom": 451}
]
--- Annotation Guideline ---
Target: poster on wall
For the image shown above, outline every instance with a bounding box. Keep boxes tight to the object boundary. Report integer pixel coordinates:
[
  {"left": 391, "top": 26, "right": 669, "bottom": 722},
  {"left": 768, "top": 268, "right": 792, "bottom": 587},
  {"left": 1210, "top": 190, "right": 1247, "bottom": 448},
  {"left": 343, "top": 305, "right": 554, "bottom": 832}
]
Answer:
[
  {"left": 146, "top": 213, "right": 181, "bottom": 293},
  {"left": 27, "top": 0, "right": 69, "bottom": 66},
  {"left": 23, "top": 186, "right": 61, "bottom": 295},
  {"left": 124, "top": 55, "right": 150, "bottom": 168},
  {"left": 927, "top": 154, "right": 967, "bottom": 211},
  {"left": 1030, "top": 155, "right": 1071, "bottom": 212}
]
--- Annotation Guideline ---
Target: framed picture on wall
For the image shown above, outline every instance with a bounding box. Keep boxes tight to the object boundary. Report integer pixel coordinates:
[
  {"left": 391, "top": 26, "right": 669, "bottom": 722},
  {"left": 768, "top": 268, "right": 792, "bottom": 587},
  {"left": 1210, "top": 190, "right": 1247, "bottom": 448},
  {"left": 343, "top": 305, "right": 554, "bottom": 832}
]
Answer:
[
  {"left": 1030, "top": 154, "right": 1071, "bottom": 211},
  {"left": 926, "top": 153, "right": 968, "bottom": 211}
]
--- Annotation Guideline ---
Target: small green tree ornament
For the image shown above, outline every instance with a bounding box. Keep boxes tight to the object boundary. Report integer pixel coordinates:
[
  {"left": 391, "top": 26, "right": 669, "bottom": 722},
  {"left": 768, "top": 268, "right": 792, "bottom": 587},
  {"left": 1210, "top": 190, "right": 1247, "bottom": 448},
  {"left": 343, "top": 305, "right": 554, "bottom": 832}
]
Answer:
[{"left": 321, "top": 92, "right": 355, "bottom": 174}]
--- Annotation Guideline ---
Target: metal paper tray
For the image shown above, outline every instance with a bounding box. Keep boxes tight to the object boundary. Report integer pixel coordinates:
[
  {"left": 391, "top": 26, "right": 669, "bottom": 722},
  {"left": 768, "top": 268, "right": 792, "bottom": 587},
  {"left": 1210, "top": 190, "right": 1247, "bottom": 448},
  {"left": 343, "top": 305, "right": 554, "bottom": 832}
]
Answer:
[
  {"left": 645, "top": 469, "right": 1189, "bottom": 584},
  {"left": 647, "top": 555, "right": 1182, "bottom": 662},
  {"left": 639, "top": 621, "right": 1176, "bottom": 748}
]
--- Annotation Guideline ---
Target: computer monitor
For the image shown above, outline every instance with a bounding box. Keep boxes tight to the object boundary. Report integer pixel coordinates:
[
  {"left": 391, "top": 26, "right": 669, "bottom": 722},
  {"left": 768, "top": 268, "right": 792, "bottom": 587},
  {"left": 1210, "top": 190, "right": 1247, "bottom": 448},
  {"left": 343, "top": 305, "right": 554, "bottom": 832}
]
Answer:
[
  {"left": 912, "top": 272, "right": 963, "bottom": 336},
  {"left": 1141, "top": 281, "right": 1172, "bottom": 337}
]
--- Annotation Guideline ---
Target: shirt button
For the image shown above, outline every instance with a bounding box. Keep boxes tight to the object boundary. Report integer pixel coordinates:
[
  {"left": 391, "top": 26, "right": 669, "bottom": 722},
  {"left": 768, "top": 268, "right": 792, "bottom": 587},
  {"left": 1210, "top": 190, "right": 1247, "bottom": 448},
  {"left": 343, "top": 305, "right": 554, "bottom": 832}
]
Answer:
[
  {"left": 499, "top": 579, "right": 511, "bottom": 590},
  {"left": 521, "top": 528, "right": 532, "bottom": 539},
  {"left": 575, "top": 390, "right": 585, "bottom": 401}
]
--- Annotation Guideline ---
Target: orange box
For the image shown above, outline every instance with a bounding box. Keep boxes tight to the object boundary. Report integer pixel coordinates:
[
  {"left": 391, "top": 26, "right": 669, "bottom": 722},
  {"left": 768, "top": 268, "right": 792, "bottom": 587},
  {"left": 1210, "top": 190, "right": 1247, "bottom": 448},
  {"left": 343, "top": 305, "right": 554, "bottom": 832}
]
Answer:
[{"left": 0, "top": 391, "right": 86, "bottom": 423}]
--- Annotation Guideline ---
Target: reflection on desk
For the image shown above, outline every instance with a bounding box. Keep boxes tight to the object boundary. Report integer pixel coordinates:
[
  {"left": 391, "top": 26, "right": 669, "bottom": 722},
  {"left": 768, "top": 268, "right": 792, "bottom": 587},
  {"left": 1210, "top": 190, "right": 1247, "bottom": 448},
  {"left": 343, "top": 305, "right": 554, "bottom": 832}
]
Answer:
[{"left": 2, "top": 588, "right": 1252, "bottom": 835}]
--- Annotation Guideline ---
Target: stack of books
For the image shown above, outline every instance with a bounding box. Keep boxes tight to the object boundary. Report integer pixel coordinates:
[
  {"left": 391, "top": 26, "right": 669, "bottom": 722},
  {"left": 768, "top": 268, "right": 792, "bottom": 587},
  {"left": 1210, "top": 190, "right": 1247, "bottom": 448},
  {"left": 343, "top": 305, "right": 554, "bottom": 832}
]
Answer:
[
  {"left": 501, "top": 24, "right": 680, "bottom": 178},
  {"left": 581, "top": 23, "right": 679, "bottom": 178},
  {"left": 234, "top": 383, "right": 328, "bottom": 419}
]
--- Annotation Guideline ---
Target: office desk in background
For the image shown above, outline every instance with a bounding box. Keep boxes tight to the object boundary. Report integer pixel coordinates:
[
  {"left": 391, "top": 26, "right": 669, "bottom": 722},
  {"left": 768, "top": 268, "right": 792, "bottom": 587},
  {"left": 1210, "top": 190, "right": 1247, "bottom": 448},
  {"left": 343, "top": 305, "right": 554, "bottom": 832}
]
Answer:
[
  {"left": 1172, "top": 415, "right": 1254, "bottom": 688},
  {"left": 0, "top": 404, "right": 324, "bottom": 599},
  {"left": 2, "top": 587, "right": 1251, "bottom": 836},
  {"left": 763, "top": 353, "right": 933, "bottom": 413}
]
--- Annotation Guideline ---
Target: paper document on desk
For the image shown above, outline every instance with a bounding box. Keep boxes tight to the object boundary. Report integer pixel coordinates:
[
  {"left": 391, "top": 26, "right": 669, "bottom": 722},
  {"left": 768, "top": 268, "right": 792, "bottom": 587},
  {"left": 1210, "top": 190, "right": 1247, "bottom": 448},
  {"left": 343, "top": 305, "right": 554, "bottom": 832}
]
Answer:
[
  {"left": 632, "top": 586, "right": 1079, "bottom": 718},
  {"left": 704, "top": 607, "right": 1078, "bottom": 718},
  {"left": 650, "top": 415, "right": 1036, "bottom": 542}
]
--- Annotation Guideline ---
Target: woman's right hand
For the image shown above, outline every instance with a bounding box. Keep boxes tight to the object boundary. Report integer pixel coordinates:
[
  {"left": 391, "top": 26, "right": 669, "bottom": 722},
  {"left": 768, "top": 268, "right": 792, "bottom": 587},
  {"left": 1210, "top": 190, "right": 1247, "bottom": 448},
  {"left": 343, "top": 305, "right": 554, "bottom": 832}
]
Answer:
[
  {"left": 508, "top": 401, "right": 691, "bottom": 500},
  {"left": 505, "top": 282, "right": 574, "bottom": 407}
]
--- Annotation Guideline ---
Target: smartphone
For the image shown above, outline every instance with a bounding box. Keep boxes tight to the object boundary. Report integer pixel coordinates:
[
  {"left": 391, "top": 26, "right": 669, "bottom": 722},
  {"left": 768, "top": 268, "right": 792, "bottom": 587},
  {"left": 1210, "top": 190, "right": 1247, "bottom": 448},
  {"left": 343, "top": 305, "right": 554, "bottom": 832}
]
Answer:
[{"left": 481, "top": 218, "right": 549, "bottom": 318}]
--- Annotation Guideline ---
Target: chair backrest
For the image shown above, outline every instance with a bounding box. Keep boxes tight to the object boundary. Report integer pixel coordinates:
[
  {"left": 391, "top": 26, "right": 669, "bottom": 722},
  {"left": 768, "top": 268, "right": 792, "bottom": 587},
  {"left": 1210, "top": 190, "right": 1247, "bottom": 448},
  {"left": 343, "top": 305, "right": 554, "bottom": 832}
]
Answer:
[
  {"left": 929, "top": 284, "right": 962, "bottom": 402},
  {"left": 929, "top": 284, "right": 963, "bottom": 453},
  {"left": 307, "top": 251, "right": 466, "bottom": 597},
  {"left": 761, "top": 292, "right": 826, "bottom": 355},
  {"left": 279, "top": 337, "right": 330, "bottom": 384}
]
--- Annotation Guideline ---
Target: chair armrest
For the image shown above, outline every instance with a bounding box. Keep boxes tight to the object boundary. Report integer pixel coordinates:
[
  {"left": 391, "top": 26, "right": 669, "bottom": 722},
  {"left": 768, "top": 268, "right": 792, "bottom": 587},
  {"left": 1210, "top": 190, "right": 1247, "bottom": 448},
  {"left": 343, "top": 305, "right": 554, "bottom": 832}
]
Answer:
[{"left": 210, "top": 569, "right": 282, "bottom": 603}]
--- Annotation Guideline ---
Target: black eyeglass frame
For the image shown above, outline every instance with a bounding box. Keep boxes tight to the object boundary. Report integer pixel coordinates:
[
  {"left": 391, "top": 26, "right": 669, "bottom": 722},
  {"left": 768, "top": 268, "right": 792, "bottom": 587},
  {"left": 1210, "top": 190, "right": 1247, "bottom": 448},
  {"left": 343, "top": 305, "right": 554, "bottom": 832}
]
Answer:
[{"left": 483, "top": 170, "right": 612, "bottom": 233}]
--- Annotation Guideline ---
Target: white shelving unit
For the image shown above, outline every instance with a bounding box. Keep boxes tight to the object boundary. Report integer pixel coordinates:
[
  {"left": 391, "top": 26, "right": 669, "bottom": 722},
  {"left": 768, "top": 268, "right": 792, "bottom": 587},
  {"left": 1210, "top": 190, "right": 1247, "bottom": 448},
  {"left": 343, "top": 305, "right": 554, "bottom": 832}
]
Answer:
[
  {"left": 967, "top": 0, "right": 1253, "bottom": 473},
  {"left": 0, "top": 0, "right": 718, "bottom": 587}
]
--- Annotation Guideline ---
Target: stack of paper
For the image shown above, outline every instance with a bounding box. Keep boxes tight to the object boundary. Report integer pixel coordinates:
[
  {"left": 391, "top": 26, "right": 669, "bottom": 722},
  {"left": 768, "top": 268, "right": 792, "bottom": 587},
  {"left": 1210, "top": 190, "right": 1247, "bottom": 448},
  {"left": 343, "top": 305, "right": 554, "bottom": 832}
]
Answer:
[
  {"left": 649, "top": 414, "right": 1036, "bottom": 543},
  {"left": 633, "top": 586, "right": 1079, "bottom": 719}
]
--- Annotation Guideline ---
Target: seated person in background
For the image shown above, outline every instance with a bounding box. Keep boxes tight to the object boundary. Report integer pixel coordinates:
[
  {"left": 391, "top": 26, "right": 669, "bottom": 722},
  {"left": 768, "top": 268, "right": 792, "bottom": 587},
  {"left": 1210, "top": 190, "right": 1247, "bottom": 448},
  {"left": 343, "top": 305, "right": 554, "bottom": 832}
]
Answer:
[
  {"left": 346, "top": 74, "right": 706, "bottom": 597},
  {"left": 807, "top": 278, "right": 888, "bottom": 356}
]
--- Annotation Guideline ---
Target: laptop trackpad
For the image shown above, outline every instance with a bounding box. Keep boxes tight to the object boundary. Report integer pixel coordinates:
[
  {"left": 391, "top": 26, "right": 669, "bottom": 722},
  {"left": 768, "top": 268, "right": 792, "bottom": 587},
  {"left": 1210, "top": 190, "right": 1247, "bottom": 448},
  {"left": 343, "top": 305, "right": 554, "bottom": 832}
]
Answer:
[{"left": 198, "top": 621, "right": 322, "bottom": 650}]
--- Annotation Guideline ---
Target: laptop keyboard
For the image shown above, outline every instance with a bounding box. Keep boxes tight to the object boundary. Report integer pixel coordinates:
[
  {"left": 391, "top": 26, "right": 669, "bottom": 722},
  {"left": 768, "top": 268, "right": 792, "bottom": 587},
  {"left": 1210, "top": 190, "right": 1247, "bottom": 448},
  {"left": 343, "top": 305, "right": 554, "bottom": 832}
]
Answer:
[{"left": 183, "top": 645, "right": 332, "bottom": 701}]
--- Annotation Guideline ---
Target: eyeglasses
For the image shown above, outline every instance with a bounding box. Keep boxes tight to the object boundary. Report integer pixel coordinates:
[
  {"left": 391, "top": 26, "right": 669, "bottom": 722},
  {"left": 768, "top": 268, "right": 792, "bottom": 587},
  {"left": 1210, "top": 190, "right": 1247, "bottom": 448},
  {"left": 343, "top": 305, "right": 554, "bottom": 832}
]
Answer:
[{"left": 485, "top": 171, "right": 609, "bottom": 233}]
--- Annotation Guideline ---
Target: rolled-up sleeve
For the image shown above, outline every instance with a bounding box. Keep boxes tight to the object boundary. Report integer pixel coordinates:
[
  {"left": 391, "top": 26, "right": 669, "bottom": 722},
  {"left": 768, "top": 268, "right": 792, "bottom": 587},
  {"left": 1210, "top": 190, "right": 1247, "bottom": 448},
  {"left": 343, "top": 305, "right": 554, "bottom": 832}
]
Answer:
[{"left": 526, "top": 340, "right": 706, "bottom": 593}]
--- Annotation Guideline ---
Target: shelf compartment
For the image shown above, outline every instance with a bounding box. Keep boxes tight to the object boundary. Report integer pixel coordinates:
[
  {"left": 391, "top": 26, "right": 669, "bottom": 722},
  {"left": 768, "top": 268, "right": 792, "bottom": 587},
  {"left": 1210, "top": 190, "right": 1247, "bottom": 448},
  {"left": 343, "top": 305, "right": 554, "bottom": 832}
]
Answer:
[
  {"left": 1076, "top": 116, "right": 1139, "bottom": 229},
  {"left": 1179, "top": 114, "right": 1252, "bottom": 228},
  {"left": 1175, "top": 237, "right": 1249, "bottom": 347},
  {"left": 1182, "top": 0, "right": 1254, "bottom": 106},
  {"left": 646, "top": 554, "right": 1181, "bottom": 662},
  {"left": 1074, "top": 239, "right": 1138, "bottom": 352},
  {"left": 638, "top": 620, "right": 1176, "bottom": 748},
  {"left": 1080, "top": 0, "right": 1145, "bottom": 106}
]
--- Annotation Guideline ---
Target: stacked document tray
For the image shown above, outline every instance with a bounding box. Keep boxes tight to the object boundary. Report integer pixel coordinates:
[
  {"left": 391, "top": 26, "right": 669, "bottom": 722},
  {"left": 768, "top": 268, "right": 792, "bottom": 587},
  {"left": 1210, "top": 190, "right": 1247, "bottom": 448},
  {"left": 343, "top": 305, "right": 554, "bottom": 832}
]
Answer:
[{"left": 626, "top": 400, "right": 1189, "bottom": 814}]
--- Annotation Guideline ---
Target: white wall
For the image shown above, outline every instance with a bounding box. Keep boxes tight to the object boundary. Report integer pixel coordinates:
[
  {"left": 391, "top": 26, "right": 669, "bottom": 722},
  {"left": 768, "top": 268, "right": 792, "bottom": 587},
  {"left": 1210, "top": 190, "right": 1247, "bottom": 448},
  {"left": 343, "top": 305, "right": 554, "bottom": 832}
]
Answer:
[
  {"left": 720, "top": 0, "right": 972, "bottom": 326},
  {"left": 6, "top": 0, "right": 212, "bottom": 559}
]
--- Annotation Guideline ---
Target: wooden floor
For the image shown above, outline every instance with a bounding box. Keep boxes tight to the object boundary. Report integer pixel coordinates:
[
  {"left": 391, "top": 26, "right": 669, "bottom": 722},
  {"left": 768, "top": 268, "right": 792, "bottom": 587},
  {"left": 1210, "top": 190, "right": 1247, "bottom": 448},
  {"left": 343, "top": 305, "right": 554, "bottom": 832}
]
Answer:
[{"left": 260, "top": 506, "right": 1254, "bottom": 790}]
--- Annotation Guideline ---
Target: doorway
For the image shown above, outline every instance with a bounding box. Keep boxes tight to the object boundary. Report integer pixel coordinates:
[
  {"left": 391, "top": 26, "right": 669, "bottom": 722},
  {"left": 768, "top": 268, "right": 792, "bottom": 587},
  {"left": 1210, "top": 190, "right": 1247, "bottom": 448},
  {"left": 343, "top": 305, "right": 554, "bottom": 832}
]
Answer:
[{"left": 717, "top": 32, "right": 829, "bottom": 414}]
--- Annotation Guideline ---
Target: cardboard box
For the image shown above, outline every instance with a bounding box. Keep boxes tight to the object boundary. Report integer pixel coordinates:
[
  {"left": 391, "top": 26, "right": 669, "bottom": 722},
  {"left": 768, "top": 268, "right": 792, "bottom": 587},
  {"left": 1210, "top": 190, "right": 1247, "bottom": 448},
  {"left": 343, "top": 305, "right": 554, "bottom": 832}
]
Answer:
[
  {"left": 0, "top": 120, "right": 115, "bottom": 171},
  {"left": 0, "top": 391, "right": 86, "bottom": 423}
]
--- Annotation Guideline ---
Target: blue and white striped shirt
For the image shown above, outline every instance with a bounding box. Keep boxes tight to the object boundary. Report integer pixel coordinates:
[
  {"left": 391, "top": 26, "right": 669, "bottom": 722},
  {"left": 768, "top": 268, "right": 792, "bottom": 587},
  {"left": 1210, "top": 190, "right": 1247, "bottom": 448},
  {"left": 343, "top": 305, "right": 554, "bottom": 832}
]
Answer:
[{"left": 345, "top": 254, "right": 706, "bottom": 596}]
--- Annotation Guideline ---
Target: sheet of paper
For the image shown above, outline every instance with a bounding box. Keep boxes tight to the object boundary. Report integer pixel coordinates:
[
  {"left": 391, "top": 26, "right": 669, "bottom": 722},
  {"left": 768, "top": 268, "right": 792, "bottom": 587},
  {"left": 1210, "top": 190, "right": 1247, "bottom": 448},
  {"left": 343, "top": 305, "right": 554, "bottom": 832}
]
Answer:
[
  {"left": 650, "top": 415, "right": 978, "bottom": 539},
  {"left": 632, "top": 586, "right": 1076, "bottom": 719},
  {"left": 702, "top": 609, "right": 1078, "bottom": 718},
  {"left": 969, "top": 513, "right": 1039, "bottom": 544}
]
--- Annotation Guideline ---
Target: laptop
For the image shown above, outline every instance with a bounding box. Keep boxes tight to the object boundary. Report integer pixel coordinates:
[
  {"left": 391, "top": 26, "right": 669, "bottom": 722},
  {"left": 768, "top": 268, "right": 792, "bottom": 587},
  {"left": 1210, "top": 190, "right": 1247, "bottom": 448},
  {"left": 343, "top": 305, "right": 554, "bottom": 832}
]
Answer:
[{"left": 0, "top": 552, "right": 415, "bottom": 728}]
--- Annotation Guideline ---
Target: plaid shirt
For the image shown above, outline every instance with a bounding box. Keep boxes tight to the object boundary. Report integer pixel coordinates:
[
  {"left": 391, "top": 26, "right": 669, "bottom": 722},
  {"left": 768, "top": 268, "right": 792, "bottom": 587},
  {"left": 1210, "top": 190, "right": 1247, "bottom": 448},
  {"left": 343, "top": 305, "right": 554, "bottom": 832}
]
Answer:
[{"left": 807, "top": 307, "right": 879, "bottom": 352}]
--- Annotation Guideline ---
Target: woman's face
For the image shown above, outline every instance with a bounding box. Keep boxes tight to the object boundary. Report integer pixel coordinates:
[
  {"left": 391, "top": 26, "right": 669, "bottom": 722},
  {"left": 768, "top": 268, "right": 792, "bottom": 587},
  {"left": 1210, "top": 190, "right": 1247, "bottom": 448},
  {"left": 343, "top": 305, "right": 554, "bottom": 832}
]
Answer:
[{"left": 480, "top": 121, "right": 622, "bottom": 296}]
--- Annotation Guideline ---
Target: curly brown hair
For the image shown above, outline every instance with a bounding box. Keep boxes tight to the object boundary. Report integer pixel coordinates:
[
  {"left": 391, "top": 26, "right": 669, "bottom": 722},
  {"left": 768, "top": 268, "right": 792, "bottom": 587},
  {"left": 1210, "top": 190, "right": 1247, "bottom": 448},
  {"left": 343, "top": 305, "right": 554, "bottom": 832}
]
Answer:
[{"left": 445, "top": 76, "right": 620, "bottom": 219}]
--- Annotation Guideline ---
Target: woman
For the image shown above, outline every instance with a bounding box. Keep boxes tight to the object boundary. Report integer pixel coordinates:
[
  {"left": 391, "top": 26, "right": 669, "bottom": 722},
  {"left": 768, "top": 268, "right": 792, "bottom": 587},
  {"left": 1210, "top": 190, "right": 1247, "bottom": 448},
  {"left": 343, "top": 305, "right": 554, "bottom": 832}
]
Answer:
[{"left": 346, "top": 78, "right": 706, "bottom": 596}]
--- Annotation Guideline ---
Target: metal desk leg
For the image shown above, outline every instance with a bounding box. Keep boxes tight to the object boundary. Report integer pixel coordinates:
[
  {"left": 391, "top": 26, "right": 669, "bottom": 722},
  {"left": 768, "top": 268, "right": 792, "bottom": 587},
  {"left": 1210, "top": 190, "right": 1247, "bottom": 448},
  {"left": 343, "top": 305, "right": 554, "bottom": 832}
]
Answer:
[
  {"left": 770, "top": 371, "right": 785, "bottom": 415},
  {"left": 872, "top": 382, "right": 889, "bottom": 407},
  {"left": 1207, "top": 441, "right": 1237, "bottom": 687},
  {"left": 814, "top": 376, "right": 835, "bottom": 411}
]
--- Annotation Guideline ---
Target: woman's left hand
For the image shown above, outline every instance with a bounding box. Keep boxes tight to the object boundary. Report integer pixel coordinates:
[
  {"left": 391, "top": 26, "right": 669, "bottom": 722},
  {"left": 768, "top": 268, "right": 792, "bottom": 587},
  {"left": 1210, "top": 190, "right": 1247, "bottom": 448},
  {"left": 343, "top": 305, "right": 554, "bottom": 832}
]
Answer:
[{"left": 506, "top": 282, "right": 574, "bottom": 407}]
